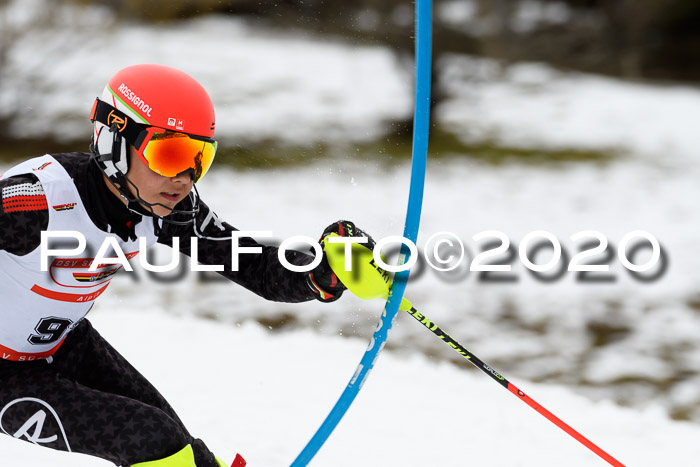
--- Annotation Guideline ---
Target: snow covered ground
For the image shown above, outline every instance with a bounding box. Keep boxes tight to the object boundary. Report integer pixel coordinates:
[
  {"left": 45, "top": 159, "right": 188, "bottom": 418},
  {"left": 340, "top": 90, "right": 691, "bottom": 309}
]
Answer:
[
  {"left": 436, "top": 54, "right": 700, "bottom": 163},
  {"left": 96, "top": 156, "right": 699, "bottom": 423},
  {"left": 3, "top": 308, "right": 700, "bottom": 466},
  {"left": 3, "top": 0, "right": 700, "bottom": 163},
  {"left": 0, "top": 0, "right": 411, "bottom": 146}
]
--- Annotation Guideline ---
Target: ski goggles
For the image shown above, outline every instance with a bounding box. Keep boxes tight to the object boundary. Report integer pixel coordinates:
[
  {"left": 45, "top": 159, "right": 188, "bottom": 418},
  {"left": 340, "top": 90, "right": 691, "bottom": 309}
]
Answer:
[
  {"left": 135, "top": 127, "right": 217, "bottom": 182},
  {"left": 90, "top": 99, "right": 217, "bottom": 182}
]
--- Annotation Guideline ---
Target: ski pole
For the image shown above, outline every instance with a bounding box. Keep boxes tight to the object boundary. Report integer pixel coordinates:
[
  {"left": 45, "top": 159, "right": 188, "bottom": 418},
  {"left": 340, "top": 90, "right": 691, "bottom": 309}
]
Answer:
[
  {"left": 403, "top": 303, "right": 625, "bottom": 467},
  {"left": 322, "top": 238, "right": 626, "bottom": 466}
]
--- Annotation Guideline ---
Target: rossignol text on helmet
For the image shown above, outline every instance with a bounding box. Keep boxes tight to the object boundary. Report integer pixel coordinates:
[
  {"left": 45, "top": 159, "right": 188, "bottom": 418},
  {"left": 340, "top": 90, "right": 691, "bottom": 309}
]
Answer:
[{"left": 89, "top": 64, "right": 217, "bottom": 224}]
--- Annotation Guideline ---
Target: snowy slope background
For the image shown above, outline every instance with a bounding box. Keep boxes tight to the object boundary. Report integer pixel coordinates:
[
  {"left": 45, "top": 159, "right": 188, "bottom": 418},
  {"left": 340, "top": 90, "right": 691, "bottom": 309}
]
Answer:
[
  {"left": 4, "top": 309, "right": 700, "bottom": 466},
  {"left": 1, "top": 0, "right": 700, "bottom": 465}
]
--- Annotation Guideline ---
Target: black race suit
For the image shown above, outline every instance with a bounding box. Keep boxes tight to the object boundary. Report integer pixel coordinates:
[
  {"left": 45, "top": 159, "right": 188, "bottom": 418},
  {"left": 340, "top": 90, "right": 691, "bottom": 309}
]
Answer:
[{"left": 0, "top": 152, "right": 316, "bottom": 466}]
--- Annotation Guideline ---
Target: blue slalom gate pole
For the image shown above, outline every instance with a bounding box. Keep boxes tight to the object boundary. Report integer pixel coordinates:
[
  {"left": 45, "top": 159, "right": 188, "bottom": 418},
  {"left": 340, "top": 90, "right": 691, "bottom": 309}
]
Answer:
[{"left": 290, "top": 1, "right": 432, "bottom": 465}]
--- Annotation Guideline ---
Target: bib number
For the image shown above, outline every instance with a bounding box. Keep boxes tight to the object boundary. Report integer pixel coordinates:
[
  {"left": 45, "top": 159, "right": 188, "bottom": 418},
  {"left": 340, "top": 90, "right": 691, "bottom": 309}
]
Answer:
[{"left": 28, "top": 317, "right": 73, "bottom": 345}]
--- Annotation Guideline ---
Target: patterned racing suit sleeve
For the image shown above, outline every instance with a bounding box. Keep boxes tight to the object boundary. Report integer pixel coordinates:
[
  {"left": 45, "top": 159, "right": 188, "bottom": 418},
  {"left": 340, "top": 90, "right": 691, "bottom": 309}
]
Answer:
[
  {"left": 1, "top": 155, "right": 311, "bottom": 465},
  {"left": 156, "top": 197, "right": 316, "bottom": 303},
  {"left": 0, "top": 173, "right": 49, "bottom": 256},
  {"left": 1, "top": 154, "right": 316, "bottom": 303}
]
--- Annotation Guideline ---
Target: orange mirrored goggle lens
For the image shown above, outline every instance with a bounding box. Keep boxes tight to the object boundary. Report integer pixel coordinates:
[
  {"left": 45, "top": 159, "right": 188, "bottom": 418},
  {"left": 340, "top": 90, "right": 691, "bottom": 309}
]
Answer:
[{"left": 139, "top": 129, "right": 217, "bottom": 182}]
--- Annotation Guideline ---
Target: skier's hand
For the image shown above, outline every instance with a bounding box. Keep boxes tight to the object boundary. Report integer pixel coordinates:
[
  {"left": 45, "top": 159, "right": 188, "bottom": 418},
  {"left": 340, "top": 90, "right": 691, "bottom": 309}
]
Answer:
[{"left": 306, "top": 220, "right": 371, "bottom": 302}]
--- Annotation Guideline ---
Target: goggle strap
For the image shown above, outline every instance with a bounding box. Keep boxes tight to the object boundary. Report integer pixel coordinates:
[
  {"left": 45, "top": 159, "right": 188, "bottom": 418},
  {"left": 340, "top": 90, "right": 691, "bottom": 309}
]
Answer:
[
  {"left": 89, "top": 99, "right": 98, "bottom": 121},
  {"left": 90, "top": 98, "right": 148, "bottom": 151}
]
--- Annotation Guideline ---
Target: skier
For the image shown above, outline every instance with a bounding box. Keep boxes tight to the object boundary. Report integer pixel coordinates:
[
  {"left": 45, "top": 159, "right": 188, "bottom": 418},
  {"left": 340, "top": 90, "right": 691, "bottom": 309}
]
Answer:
[{"left": 0, "top": 64, "right": 366, "bottom": 467}]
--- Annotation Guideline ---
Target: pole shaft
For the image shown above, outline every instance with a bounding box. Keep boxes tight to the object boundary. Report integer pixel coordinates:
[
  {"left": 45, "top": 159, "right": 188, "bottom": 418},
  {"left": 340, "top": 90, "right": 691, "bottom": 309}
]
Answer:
[{"left": 404, "top": 307, "right": 625, "bottom": 467}]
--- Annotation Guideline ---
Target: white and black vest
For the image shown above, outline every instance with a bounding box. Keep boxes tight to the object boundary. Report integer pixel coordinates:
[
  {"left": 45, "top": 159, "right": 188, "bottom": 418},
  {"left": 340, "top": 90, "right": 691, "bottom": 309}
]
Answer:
[{"left": 0, "top": 155, "right": 157, "bottom": 361}]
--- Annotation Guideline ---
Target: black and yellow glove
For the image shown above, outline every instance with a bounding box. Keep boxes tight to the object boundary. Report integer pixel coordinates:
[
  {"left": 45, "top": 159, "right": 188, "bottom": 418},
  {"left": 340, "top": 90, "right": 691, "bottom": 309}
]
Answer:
[
  {"left": 306, "top": 220, "right": 411, "bottom": 311},
  {"left": 306, "top": 220, "right": 368, "bottom": 302}
]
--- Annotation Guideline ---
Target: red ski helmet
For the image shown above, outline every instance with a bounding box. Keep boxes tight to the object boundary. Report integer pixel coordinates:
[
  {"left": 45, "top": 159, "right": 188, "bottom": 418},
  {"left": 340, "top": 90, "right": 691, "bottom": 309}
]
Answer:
[
  {"left": 89, "top": 64, "right": 217, "bottom": 224},
  {"left": 90, "top": 64, "right": 217, "bottom": 182}
]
